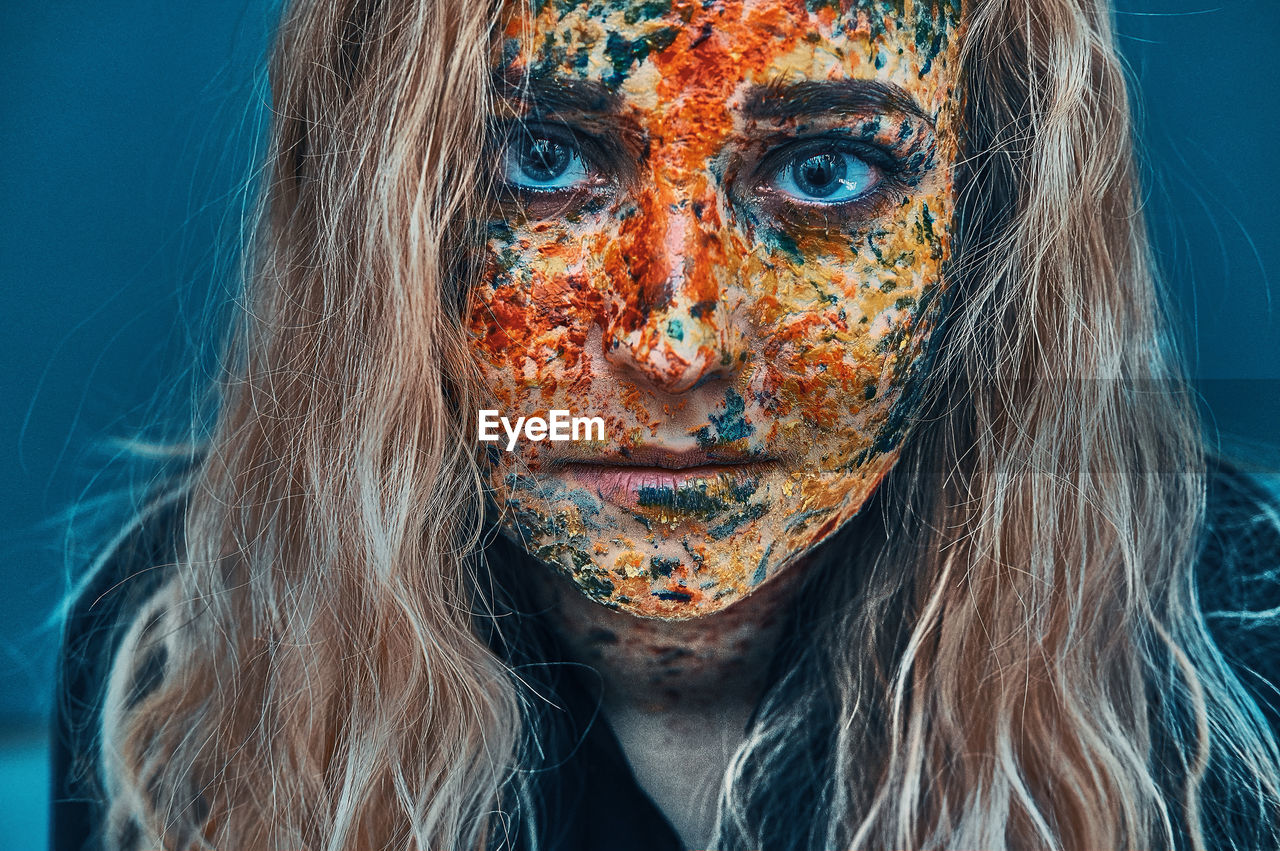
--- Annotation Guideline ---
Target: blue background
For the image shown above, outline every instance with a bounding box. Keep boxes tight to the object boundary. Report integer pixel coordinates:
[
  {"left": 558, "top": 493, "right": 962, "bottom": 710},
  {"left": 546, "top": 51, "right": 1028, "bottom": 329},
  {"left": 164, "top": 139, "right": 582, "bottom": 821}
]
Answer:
[{"left": 2, "top": 2, "right": 1278, "bottom": 847}]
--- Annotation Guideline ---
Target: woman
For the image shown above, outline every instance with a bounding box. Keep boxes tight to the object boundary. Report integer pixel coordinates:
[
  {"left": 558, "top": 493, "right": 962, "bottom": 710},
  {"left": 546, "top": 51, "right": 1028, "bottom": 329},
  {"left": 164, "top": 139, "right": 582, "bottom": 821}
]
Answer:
[{"left": 52, "top": 0, "right": 1280, "bottom": 849}]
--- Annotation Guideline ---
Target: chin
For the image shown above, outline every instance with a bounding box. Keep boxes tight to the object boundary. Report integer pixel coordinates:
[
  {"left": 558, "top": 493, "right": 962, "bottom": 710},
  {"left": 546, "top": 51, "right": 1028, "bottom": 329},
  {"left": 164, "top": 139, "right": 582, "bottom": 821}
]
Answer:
[{"left": 513, "top": 483, "right": 882, "bottom": 620}]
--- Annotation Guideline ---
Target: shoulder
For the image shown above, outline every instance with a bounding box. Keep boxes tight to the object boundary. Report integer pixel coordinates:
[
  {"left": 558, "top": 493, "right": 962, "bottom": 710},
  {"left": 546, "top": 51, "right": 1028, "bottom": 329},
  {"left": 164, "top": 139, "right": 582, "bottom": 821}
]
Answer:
[
  {"left": 52, "top": 495, "right": 186, "bottom": 851},
  {"left": 1196, "top": 459, "right": 1280, "bottom": 723}
]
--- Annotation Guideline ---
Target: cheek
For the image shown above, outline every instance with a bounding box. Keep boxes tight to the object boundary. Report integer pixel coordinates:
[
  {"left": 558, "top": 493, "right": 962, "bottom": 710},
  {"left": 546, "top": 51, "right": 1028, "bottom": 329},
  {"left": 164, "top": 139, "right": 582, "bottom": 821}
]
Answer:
[
  {"left": 748, "top": 193, "right": 951, "bottom": 434},
  {"left": 468, "top": 224, "right": 605, "bottom": 392}
]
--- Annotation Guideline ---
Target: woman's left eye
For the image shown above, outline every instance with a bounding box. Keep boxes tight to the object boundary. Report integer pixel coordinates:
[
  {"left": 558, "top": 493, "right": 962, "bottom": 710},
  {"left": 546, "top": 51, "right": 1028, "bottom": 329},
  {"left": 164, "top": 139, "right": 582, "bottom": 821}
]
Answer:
[
  {"left": 501, "top": 134, "right": 591, "bottom": 192},
  {"left": 771, "top": 149, "right": 880, "bottom": 204}
]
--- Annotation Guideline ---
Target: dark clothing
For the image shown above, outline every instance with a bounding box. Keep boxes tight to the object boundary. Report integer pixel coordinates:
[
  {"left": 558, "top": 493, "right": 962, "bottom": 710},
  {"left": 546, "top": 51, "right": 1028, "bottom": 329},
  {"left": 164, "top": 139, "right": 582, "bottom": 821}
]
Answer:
[
  {"left": 51, "top": 464, "right": 1280, "bottom": 851},
  {"left": 47, "top": 496, "right": 687, "bottom": 851},
  {"left": 500, "top": 663, "right": 686, "bottom": 851},
  {"left": 52, "top": 497, "right": 183, "bottom": 851}
]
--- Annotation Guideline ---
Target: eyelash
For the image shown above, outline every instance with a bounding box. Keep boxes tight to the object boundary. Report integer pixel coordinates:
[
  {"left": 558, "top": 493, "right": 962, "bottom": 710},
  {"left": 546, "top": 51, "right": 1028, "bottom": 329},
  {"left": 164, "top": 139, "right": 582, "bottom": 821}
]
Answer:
[
  {"left": 500, "top": 126, "right": 601, "bottom": 193},
  {"left": 495, "top": 123, "right": 912, "bottom": 221},
  {"left": 751, "top": 137, "right": 902, "bottom": 212},
  {"left": 493, "top": 123, "right": 623, "bottom": 221}
]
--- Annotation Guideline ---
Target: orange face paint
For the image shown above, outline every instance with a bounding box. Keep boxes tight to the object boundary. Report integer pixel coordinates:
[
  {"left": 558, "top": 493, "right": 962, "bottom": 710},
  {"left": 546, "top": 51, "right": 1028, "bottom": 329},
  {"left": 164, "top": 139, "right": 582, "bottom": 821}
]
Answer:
[{"left": 470, "top": 0, "right": 963, "bottom": 618}]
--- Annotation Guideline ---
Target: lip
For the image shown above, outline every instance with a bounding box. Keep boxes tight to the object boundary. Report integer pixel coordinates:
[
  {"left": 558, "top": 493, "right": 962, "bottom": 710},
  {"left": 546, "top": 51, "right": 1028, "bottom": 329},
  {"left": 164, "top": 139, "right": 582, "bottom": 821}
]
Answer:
[
  {"left": 555, "top": 448, "right": 777, "bottom": 509},
  {"left": 558, "top": 446, "right": 762, "bottom": 469}
]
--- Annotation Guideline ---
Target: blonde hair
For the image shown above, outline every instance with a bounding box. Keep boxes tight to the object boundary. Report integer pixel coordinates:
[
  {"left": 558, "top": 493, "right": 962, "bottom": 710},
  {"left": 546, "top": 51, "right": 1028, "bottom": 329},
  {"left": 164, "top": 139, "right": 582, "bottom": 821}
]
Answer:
[{"left": 97, "top": 0, "right": 1280, "bottom": 849}]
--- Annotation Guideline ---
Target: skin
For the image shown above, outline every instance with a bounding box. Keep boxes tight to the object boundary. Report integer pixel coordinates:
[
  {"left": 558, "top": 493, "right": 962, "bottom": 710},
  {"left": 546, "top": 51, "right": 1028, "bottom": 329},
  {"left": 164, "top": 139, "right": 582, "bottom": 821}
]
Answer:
[
  {"left": 470, "top": 0, "right": 963, "bottom": 621},
  {"left": 468, "top": 1, "right": 963, "bottom": 844},
  {"left": 530, "top": 544, "right": 814, "bottom": 846}
]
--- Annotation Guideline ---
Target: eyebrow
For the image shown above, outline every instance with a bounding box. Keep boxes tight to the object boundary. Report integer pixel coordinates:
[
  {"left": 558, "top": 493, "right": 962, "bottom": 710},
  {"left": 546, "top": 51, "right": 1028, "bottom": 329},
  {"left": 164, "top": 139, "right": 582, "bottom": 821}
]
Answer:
[
  {"left": 741, "top": 79, "right": 931, "bottom": 125},
  {"left": 494, "top": 73, "right": 621, "bottom": 118},
  {"left": 493, "top": 74, "right": 931, "bottom": 129}
]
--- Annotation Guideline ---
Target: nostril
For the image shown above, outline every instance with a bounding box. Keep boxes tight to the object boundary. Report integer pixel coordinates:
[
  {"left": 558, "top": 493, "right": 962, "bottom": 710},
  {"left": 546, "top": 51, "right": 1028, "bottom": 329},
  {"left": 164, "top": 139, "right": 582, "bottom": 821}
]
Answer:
[
  {"left": 602, "top": 317, "right": 741, "bottom": 396},
  {"left": 689, "top": 371, "right": 724, "bottom": 391}
]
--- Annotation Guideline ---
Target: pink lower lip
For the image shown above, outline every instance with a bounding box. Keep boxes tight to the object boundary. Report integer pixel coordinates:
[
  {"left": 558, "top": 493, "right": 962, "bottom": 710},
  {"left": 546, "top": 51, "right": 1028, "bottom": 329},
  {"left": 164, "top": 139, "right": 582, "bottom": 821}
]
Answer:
[{"left": 561, "top": 461, "right": 776, "bottom": 507}]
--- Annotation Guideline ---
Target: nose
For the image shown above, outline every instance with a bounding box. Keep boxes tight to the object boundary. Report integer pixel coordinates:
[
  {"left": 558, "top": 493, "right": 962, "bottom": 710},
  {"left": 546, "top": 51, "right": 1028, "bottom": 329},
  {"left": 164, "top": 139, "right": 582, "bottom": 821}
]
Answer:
[{"left": 603, "top": 184, "right": 742, "bottom": 394}]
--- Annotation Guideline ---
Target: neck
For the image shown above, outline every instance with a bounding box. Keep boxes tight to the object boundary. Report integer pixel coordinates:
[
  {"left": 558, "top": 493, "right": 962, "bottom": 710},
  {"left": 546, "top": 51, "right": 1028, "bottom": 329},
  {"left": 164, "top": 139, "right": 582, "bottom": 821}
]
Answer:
[
  {"left": 533, "top": 559, "right": 810, "bottom": 715},
  {"left": 524, "top": 555, "right": 813, "bottom": 849}
]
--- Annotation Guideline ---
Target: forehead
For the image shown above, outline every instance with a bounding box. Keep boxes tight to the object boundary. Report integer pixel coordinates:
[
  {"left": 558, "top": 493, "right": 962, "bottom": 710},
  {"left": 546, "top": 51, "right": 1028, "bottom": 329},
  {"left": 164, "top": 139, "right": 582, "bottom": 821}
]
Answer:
[{"left": 499, "top": 0, "right": 962, "bottom": 115}]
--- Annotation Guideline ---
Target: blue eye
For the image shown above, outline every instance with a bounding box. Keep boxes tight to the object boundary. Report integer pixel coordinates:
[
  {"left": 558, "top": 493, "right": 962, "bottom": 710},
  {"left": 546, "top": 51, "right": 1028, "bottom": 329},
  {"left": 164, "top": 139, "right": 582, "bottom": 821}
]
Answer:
[
  {"left": 773, "top": 150, "right": 878, "bottom": 204},
  {"left": 502, "top": 134, "right": 591, "bottom": 191}
]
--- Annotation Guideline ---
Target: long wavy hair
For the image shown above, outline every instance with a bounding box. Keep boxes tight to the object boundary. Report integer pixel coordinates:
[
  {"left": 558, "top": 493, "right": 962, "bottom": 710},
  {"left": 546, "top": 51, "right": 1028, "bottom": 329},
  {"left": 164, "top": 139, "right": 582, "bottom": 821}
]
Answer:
[{"left": 98, "top": 0, "right": 1280, "bottom": 848}]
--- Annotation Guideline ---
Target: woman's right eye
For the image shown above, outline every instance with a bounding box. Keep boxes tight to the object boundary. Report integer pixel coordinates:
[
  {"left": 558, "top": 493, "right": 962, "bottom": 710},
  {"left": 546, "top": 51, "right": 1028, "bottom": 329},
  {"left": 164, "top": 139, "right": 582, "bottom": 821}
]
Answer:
[{"left": 501, "top": 134, "right": 592, "bottom": 192}]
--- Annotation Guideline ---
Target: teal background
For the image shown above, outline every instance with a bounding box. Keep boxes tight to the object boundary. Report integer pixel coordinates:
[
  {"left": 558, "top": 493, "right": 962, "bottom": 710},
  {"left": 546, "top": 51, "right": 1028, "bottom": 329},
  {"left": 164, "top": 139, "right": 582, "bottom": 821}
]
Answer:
[{"left": 2, "top": 2, "right": 1278, "bottom": 848}]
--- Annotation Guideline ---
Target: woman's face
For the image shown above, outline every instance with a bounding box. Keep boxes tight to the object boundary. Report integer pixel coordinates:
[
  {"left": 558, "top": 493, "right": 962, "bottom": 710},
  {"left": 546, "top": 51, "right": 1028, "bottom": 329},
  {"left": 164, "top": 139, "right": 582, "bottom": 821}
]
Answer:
[{"left": 470, "top": 0, "right": 962, "bottom": 619}]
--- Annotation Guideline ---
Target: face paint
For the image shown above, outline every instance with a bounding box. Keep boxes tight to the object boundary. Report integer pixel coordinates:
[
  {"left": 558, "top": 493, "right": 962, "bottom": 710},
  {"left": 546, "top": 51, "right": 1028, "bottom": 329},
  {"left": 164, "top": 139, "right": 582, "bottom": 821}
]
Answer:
[{"left": 470, "top": 0, "right": 963, "bottom": 619}]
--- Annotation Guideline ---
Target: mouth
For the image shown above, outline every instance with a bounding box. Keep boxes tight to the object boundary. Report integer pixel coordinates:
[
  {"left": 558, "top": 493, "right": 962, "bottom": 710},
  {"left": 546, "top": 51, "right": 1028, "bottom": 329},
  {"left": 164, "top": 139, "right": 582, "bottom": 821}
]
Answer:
[{"left": 555, "top": 448, "right": 778, "bottom": 511}]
